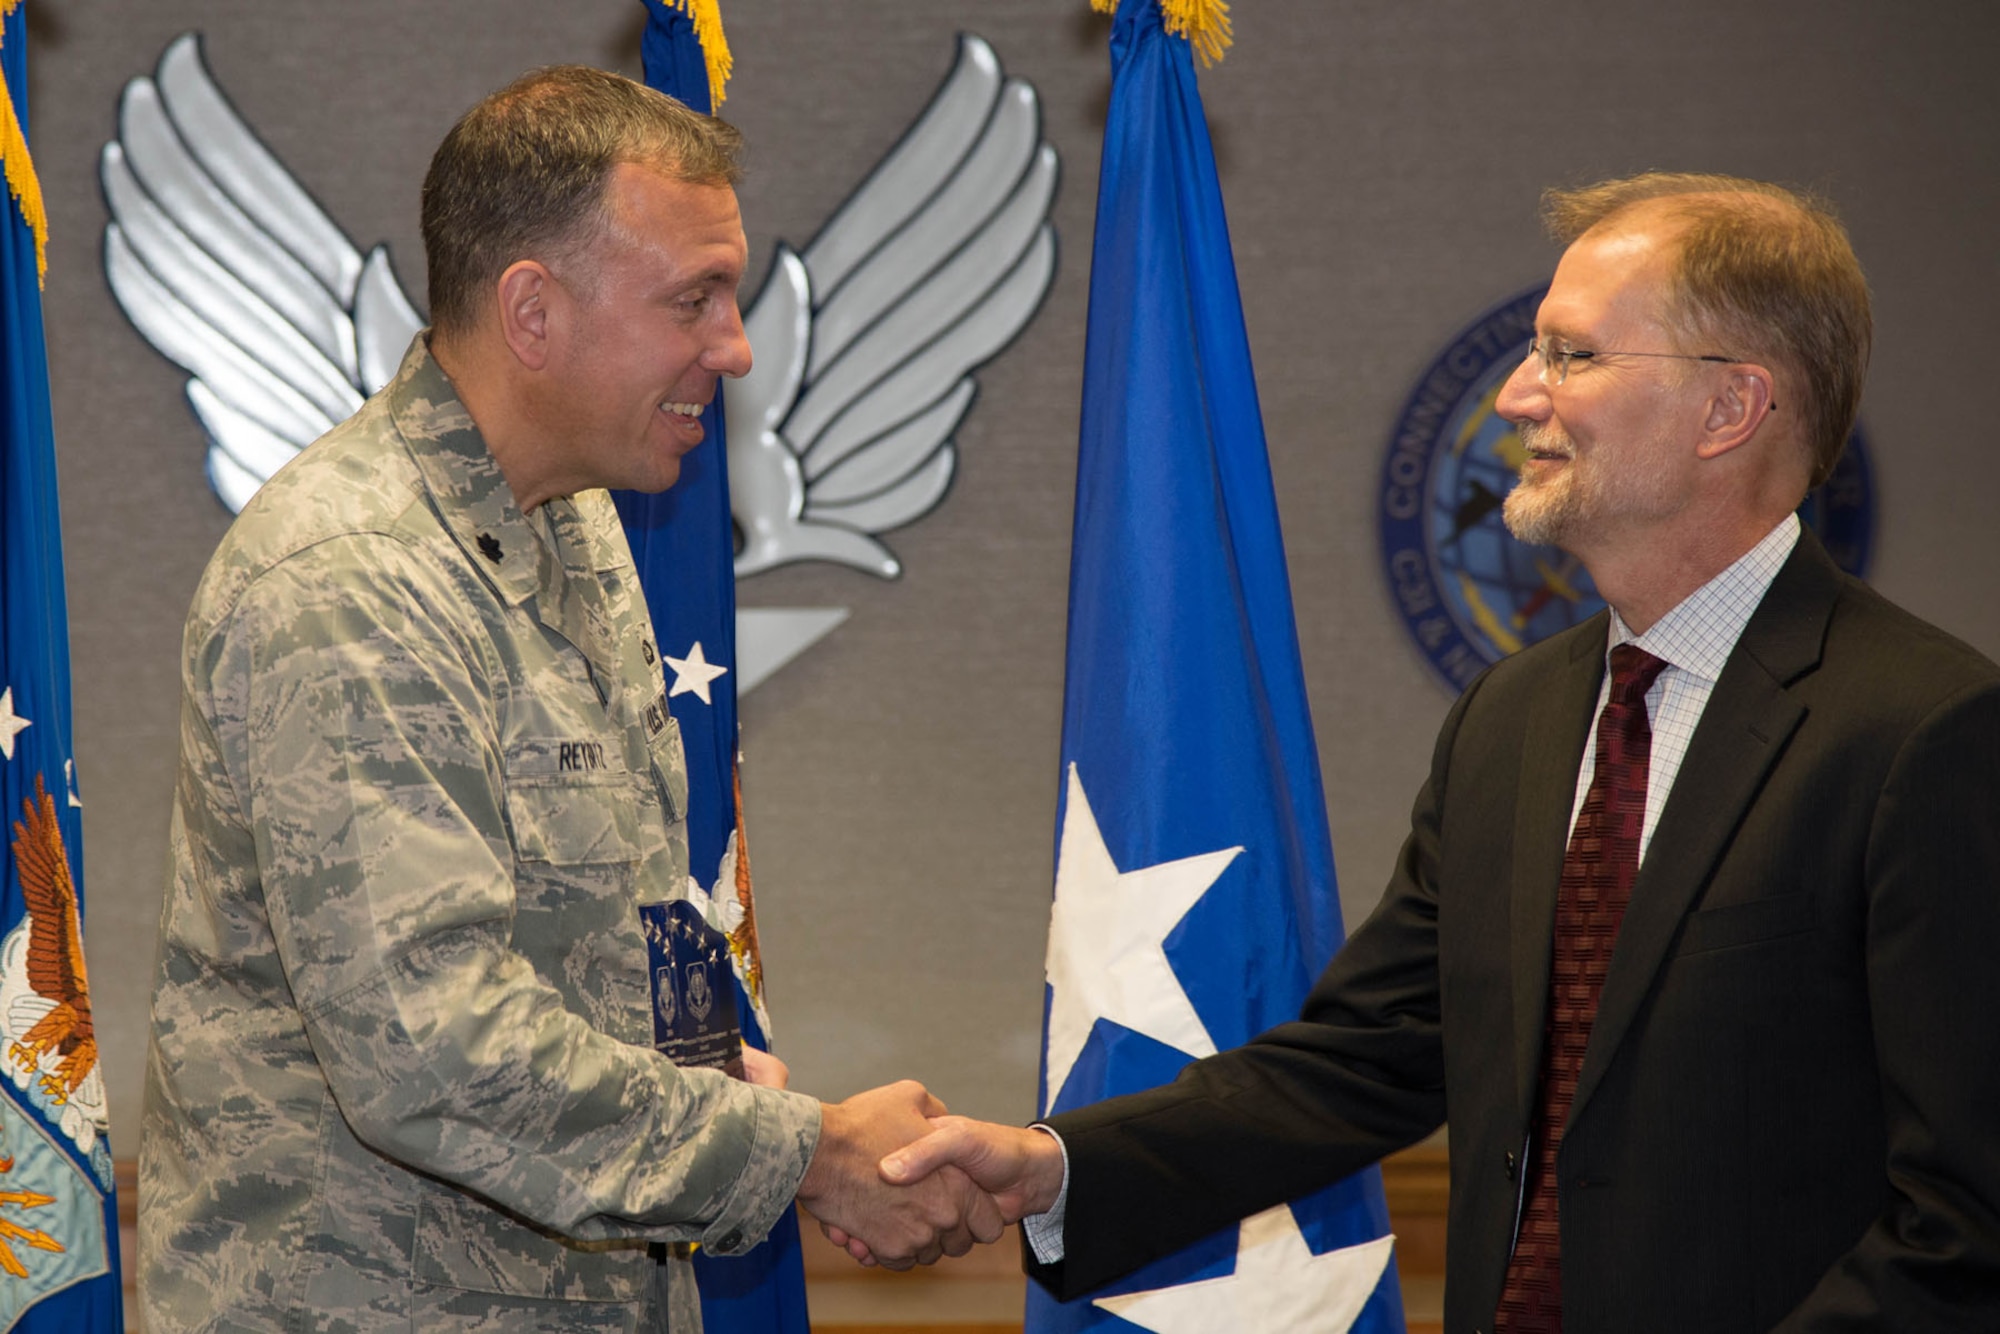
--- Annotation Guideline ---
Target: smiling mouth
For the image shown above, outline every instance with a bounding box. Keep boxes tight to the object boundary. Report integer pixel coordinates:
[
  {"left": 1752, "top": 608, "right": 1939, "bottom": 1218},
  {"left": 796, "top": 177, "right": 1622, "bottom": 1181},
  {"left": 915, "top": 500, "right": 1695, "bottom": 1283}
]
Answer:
[
  {"left": 1517, "top": 425, "right": 1571, "bottom": 468},
  {"left": 660, "top": 401, "right": 705, "bottom": 418}
]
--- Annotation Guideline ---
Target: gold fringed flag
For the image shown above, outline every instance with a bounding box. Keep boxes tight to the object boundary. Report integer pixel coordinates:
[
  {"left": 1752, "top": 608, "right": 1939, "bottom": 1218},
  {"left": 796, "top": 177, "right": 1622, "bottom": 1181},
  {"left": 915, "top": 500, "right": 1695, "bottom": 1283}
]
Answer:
[
  {"left": 654, "top": 0, "right": 732, "bottom": 108},
  {"left": 1029, "top": 2, "right": 1403, "bottom": 1331},
  {"left": 618, "top": 6, "right": 808, "bottom": 1332},
  {"left": 1091, "top": 0, "right": 1234, "bottom": 66},
  {"left": 0, "top": 0, "right": 46, "bottom": 281},
  {"left": 2, "top": 3, "right": 126, "bottom": 1329}
]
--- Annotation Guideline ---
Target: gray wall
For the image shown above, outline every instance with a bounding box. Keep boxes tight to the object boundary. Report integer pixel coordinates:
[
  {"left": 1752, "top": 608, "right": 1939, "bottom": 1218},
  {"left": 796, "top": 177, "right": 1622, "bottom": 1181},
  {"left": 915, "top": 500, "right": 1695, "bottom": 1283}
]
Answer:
[{"left": 25, "top": 0, "right": 2000, "bottom": 1144}]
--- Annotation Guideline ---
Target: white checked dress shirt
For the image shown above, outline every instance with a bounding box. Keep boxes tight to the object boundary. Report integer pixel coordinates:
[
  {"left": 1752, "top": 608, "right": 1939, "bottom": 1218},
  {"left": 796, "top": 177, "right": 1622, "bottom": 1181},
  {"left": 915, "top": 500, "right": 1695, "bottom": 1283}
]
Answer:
[{"left": 1573, "top": 512, "right": 1801, "bottom": 860}]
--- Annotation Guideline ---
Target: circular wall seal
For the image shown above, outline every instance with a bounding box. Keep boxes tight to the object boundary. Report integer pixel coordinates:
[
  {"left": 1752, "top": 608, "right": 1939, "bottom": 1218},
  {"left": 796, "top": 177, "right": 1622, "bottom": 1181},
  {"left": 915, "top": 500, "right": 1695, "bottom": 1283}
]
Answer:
[{"left": 1377, "top": 285, "right": 1875, "bottom": 692}]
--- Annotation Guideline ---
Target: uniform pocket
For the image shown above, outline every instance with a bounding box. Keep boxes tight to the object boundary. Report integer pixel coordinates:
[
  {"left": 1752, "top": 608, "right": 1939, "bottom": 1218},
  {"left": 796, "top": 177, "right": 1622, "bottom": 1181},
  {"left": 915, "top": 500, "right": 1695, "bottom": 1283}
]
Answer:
[
  {"left": 505, "top": 780, "right": 642, "bottom": 866},
  {"left": 499, "top": 738, "right": 654, "bottom": 1038},
  {"left": 503, "top": 736, "right": 642, "bottom": 866}
]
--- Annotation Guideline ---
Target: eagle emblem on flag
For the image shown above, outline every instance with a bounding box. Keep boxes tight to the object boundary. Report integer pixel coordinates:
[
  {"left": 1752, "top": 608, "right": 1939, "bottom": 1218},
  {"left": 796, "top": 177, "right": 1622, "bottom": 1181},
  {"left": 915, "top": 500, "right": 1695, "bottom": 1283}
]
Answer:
[{"left": 0, "top": 777, "right": 110, "bottom": 1184}]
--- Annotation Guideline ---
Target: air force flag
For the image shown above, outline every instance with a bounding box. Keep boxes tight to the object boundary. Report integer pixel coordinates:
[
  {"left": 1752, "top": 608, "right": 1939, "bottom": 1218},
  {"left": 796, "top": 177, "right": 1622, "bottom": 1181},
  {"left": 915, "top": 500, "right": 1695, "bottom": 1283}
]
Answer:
[
  {"left": 0, "top": 4, "right": 124, "bottom": 1329},
  {"left": 1033, "top": 3, "right": 1401, "bottom": 1330},
  {"left": 611, "top": 4, "right": 811, "bottom": 1332}
]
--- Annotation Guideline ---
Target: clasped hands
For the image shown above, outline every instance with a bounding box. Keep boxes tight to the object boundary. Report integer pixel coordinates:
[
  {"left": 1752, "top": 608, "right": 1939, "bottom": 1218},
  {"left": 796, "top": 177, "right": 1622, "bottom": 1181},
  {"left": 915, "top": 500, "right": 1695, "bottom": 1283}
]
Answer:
[{"left": 794, "top": 1082, "right": 1066, "bottom": 1270}]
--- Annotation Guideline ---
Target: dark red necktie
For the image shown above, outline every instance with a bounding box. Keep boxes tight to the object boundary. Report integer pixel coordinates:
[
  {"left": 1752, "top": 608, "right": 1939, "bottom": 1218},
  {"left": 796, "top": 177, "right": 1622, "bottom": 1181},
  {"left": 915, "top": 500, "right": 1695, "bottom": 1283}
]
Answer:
[{"left": 1495, "top": 644, "right": 1668, "bottom": 1333}]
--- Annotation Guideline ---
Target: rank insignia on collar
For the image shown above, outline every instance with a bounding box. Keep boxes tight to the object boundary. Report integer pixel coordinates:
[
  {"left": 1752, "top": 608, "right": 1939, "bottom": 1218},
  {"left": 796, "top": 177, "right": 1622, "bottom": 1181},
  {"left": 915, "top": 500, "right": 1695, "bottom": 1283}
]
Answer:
[{"left": 477, "top": 533, "right": 502, "bottom": 564}]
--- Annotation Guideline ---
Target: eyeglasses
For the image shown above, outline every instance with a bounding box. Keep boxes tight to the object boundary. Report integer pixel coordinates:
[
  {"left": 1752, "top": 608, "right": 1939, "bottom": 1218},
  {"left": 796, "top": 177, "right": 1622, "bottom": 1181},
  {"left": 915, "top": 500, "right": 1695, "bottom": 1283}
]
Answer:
[{"left": 1527, "top": 338, "right": 1736, "bottom": 387}]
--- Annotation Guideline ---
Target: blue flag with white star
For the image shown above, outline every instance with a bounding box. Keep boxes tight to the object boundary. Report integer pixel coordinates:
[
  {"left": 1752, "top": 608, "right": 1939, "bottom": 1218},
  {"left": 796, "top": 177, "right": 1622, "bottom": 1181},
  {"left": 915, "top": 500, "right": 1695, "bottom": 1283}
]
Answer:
[
  {"left": 0, "top": 5, "right": 125, "bottom": 1329},
  {"left": 1031, "top": 2, "right": 1402, "bottom": 1330},
  {"left": 611, "top": 3, "right": 811, "bottom": 1330}
]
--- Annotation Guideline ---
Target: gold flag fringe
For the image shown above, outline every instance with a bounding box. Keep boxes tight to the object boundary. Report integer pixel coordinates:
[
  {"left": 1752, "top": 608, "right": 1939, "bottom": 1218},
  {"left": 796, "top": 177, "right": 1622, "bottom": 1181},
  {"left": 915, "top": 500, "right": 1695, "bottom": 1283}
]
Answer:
[
  {"left": 727, "top": 758, "right": 769, "bottom": 1036},
  {"left": 0, "top": 0, "right": 46, "bottom": 282},
  {"left": 662, "top": 0, "right": 733, "bottom": 109},
  {"left": 1091, "top": 0, "right": 1234, "bottom": 67}
]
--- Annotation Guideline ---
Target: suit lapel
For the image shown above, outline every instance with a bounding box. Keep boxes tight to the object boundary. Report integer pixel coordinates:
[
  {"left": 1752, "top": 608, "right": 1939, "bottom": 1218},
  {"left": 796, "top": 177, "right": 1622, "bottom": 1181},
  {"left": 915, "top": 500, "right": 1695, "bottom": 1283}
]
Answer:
[
  {"left": 1568, "top": 534, "right": 1842, "bottom": 1126},
  {"left": 1512, "top": 622, "right": 1607, "bottom": 1125}
]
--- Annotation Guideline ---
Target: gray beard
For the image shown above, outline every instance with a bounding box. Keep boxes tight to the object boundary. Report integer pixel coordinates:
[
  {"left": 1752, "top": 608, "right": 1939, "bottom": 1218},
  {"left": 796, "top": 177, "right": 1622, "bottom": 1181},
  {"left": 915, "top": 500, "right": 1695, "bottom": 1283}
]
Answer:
[{"left": 1502, "top": 475, "right": 1574, "bottom": 546}]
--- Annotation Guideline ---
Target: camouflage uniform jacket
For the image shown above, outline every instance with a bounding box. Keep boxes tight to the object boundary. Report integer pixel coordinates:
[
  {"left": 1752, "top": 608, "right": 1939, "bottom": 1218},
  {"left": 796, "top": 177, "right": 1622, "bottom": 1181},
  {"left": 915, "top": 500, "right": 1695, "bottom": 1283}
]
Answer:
[{"left": 141, "top": 337, "right": 820, "bottom": 1332}]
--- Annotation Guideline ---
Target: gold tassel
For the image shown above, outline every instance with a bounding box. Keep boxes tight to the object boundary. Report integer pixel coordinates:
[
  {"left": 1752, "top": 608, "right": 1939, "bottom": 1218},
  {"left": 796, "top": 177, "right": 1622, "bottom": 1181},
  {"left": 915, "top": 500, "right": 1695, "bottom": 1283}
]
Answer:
[
  {"left": 1090, "top": 0, "right": 1234, "bottom": 67},
  {"left": 662, "top": 0, "right": 733, "bottom": 110},
  {"left": 0, "top": 0, "right": 48, "bottom": 283},
  {"left": 1162, "top": 0, "right": 1233, "bottom": 66}
]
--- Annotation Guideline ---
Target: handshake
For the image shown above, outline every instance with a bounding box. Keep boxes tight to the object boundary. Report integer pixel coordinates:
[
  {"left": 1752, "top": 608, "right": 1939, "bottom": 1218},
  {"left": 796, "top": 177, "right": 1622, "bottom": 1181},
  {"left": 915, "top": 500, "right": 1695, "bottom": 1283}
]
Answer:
[{"left": 792, "top": 1080, "right": 1067, "bottom": 1270}]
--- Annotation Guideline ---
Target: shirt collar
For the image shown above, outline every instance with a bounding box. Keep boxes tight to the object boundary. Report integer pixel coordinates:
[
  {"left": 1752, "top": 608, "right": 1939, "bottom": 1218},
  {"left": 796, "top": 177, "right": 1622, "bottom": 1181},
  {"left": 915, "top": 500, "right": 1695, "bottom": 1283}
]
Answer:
[
  {"left": 384, "top": 334, "right": 543, "bottom": 605},
  {"left": 1607, "top": 512, "right": 1802, "bottom": 683},
  {"left": 546, "top": 491, "right": 638, "bottom": 575}
]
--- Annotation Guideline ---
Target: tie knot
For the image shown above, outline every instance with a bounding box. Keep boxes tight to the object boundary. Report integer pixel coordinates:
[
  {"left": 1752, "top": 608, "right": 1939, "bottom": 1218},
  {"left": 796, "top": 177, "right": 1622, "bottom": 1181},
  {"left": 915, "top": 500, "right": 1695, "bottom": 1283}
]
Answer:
[{"left": 1607, "top": 643, "right": 1668, "bottom": 705}]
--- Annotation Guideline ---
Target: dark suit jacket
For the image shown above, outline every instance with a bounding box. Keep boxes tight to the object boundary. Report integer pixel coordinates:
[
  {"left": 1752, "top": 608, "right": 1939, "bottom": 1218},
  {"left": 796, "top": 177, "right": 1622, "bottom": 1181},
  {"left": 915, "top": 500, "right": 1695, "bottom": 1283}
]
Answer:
[{"left": 1032, "top": 532, "right": 2000, "bottom": 1332}]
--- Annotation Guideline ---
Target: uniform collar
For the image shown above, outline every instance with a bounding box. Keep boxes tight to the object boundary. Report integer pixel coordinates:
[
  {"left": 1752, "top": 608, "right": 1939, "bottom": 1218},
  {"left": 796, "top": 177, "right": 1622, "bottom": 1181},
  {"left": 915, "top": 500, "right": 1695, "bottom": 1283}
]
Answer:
[
  {"left": 384, "top": 333, "right": 543, "bottom": 605},
  {"left": 542, "top": 491, "right": 638, "bottom": 576}
]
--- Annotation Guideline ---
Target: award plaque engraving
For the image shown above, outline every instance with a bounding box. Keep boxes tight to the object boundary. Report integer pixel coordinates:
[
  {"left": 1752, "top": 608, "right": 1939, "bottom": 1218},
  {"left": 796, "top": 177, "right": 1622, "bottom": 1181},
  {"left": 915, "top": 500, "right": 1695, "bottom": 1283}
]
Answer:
[{"left": 641, "top": 899, "right": 745, "bottom": 1079}]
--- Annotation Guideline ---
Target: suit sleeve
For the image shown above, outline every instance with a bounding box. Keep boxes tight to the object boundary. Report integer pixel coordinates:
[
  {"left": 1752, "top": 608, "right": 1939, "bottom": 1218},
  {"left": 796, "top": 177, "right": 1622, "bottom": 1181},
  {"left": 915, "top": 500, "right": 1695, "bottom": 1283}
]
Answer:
[
  {"left": 1779, "top": 677, "right": 2000, "bottom": 1330},
  {"left": 1027, "top": 678, "right": 1475, "bottom": 1299},
  {"left": 216, "top": 538, "right": 819, "bottom": 1252}
]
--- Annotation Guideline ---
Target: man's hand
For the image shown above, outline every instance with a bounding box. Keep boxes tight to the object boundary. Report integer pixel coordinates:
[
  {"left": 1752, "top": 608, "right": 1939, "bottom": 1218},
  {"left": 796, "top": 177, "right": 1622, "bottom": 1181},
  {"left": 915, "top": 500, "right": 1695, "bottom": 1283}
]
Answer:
[
  {"left": 823, "top": 1116, "right": 1068, "bottom": 1265},
  {"left": 739, "top": 1045, "right": 789, "bottom": 1089},
  {"left": 795, "top": 1082, "right": 1006, "bottom": 1270},
  {"left": 882, "top": 1117, "right": 1066, "bottom": 1219}
]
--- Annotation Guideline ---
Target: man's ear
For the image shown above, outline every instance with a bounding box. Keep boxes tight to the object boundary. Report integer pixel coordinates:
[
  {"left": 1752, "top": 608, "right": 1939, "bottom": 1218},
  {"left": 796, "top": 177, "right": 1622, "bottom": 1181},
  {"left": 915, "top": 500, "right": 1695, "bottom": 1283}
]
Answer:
[
  {"left": 495, "top": 260, "right": 555, "bottom": 371},
  {"left": 1696, "top": 364, "right": 1777, "bottom": 461}
]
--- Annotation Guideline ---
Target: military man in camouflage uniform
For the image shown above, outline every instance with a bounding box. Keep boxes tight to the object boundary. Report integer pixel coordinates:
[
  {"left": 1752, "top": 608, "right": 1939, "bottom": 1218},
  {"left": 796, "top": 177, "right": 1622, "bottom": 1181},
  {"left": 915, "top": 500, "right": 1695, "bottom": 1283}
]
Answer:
[{"left": 141, "top": 66, "right": 998, "bottom": 1331}]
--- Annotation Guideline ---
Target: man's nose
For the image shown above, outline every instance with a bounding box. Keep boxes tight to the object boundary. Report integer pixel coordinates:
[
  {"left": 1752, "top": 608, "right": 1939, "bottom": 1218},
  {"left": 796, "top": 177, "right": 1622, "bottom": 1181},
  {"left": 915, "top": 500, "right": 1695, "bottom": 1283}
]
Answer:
[
  {"left": 708, "top": 303, "right": 753, "bottom": 378},
  {"left": 1494, "top": 351, "right": 1549, "bottom": 425}
]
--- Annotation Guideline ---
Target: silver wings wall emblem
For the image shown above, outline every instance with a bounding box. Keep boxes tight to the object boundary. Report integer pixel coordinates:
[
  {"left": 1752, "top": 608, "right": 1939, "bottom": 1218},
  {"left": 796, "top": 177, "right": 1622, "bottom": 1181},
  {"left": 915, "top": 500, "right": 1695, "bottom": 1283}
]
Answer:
[{"left": 102, "top": 32, "right": 1059, "bottom": 694}]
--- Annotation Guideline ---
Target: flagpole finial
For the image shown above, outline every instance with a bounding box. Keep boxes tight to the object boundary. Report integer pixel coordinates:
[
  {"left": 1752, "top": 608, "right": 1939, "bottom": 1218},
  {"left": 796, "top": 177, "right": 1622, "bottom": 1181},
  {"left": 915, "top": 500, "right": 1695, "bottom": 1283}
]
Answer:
[
  {"left": 1091, "top": 0, "right": 1235, "bottom": 67},
  {"left": 1, "top": 0, "right": 47, "bottom": 282},
  {"left": 661, "top": 0, "right": 733, "bottom": 108}
]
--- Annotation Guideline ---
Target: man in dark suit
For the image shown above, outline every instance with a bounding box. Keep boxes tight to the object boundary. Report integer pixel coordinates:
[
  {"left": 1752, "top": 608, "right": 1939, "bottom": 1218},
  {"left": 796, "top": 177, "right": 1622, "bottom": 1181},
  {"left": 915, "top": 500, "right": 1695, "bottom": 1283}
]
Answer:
[{"left": 849, "top": 173, "right": 2000, "bottom": 1331}]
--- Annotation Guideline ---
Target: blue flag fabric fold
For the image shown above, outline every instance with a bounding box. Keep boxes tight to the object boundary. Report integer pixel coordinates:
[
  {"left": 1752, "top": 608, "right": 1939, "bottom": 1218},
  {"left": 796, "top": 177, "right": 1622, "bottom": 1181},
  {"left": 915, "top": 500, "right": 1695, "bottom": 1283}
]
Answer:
[
  {"left": 613, "top": 4, "right": 810, "bottom": 1330},
  {"left": 0, "top": 7, "right": 125, "bottom": 1330},
  {"left": 1031, "top": 1, "right": 1402, "bottom": 1329}
]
